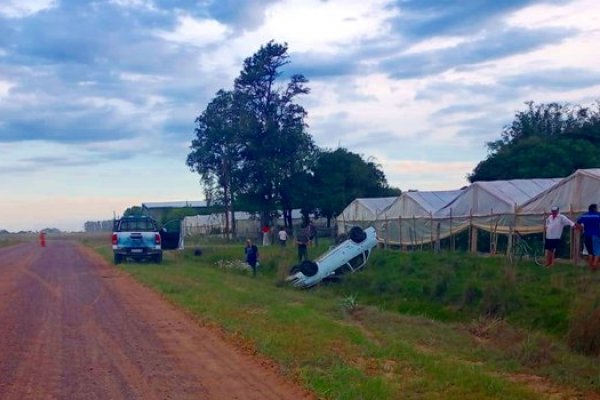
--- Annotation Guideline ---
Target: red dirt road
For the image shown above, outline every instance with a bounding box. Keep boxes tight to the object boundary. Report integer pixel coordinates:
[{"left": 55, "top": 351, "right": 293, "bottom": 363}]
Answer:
[{"left": 0, "top": 241, "right": 313, "bottom": 400}]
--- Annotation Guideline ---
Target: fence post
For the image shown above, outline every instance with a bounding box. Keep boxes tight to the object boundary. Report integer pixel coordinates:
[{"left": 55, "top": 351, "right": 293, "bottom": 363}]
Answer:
[
  {"left": 429, "top": 212, "right": 434, "bottom": 251},
  {"left": 449, "top": 208, "right": 454, "bottom": 252},
  {"left": 569, "top": 205, "right": 578, "bottom": 264},
  {"left": 469, "top": 209, "right": 478, "bottom": 253}
]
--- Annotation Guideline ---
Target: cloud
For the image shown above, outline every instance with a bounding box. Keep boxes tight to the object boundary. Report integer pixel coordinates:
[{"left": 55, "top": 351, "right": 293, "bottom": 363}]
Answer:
[
  {"left": 499, "top": 68, "right": 600, "bottom": 90},
  {"left": 108, "top": 0, "right": 156, "bottom": 10},
  {"left": 381, "top": 27, "right": 574, "bottom": 79},
  {"left": 204, "top": 0, "right": 279, "bottom": 30},
  {"left": 390, "top": 0, "right": 556, "bottom": 38},
  {"left": 0, "top": 0, "right": 57, "bottom": 18},
  {"left": 154, "top": 14, "right": 230, "bottom": 47}
]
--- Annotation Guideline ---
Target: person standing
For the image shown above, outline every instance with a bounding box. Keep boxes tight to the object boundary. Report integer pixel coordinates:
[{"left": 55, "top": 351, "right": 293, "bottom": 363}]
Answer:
[
  {"left": 244, "top": 239, "right": 259, "bottom": 277},
  {"left": 39, "top": 231, "right": 46, "bottom": 248},
  {"left": 296, "top": 225, "right": 309, "bottom": 263},
  {"left": 278, "top": 226, "right": 288, "bottom": 247},
  {"left": 543, "top": 206, "right": 575, "bottom": 268},
  {"left": 262, "top": 224, "right": 270, "bottom": 246},
  {"left": 308, "top": 221, "right": 317, "bottom": 246},
  {"left": 576, "top": 203, "right": 600, "bottom": 271}
]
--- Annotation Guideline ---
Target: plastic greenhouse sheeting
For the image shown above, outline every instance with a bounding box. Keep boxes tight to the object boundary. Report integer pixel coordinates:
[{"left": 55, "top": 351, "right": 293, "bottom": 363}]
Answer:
[
  {"left": 520, "top": 169, "right": 600, "bottom": 214},
  {"left": 377, "top": 190, "right": 464, "bottom": 219},
  {"left": 376, "top": 178, "right": 563, "bottom": 246},
  {"left": 337, "top": 197, "right": 397, "bottom": 234},
  {"left": 515, "top": 169, "right": 600, "bottom": 233},
  {"left": 374, "top": 190, "right": 463, "bottom": 246}
]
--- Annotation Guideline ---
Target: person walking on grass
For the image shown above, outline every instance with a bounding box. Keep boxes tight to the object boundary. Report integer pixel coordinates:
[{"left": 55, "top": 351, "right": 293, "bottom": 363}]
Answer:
[
  {"left": 244, "top": 239, "right": 259, "bottom": 277},
  {"left": 576, "top": 203, "right": 600, "bottom": 271},
  {"left": 544, "top": 206, "right": 575, "bottom": 268}
]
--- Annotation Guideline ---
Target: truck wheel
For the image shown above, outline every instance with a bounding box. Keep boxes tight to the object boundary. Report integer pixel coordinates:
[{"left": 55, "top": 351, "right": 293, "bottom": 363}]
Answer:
[
  {"left": 114, "top": 253, "right": 122, "bottom": 265},
  {"left": 348, "top": 226, "right": 367, "bottom": 243},
  {"left": 154, "top": 253, "right": 163, "bottom": 264}
]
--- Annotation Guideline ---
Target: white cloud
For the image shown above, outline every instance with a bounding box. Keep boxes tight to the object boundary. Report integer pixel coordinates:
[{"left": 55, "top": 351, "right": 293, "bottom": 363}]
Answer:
[
  {"left": 259, "top": 0, "right": 397, "bottom": 53},
  {"left": 193, "top": 0, "right": 397, "bottom": 76},
  {"left": 507, "top": 0, "right": 600, "bottom": 31},
  {"left": 0, "top": 0, "right": 56, "bottom": 18},
  {"left": 108, "top": 0, "right": 156, "bottom": 10},
  {"left": 403, "top": 36, "right": 470, "bottom": 55},
  {"left": 0, "top": 80, "right": 14, "bottom": 98},
  {"left": 155, "top": 15, "right": 230, "bottom": 47},
  {"left": 119, "top": 72, "right": 169, "bottom": 84}
]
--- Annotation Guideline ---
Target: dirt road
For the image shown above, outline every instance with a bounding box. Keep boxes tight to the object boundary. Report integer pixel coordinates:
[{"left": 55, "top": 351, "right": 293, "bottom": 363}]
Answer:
[{"left": 0, "top": 241, "right": 313, "bottom": 400}]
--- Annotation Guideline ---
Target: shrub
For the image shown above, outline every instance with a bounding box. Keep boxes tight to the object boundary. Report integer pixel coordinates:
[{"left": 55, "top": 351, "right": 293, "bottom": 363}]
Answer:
[{"left": 341, "top": 294, "right": 358, "bottom": 313}]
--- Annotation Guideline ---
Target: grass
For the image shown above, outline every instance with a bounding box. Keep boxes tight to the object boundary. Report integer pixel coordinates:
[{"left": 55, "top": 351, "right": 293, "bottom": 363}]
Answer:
[{"left": 88, "top": 238, "right": 600, "bottom": 399}]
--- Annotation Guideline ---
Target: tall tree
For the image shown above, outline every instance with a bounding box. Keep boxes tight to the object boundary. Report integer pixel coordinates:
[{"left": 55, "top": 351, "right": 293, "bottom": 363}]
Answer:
[
  {"left": 186, "top": 90, "right": 243, "bottom": 238},
  {"left": 233, "top": 41, "right": 316, "bottom": 225},
  {"left": 470, "top": 101, "right": 600, "bottom": 181},
  {"left": 313, "top": 148, "right": 400, "bottom": 226}
]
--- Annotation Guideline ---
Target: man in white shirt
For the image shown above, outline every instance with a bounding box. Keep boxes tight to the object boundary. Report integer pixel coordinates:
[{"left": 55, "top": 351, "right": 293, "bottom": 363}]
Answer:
[
  {"left": 278, "top": 227, "right": 288, "bottom": 247},
  {"left": 544, "top": 206, "right": 575, "bottom": 268}
]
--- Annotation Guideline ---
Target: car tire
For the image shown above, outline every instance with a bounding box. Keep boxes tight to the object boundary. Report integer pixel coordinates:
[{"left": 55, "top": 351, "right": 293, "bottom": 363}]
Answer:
[
  {"left": 299, "top": 260, "right": 318, "bottom": 277},
  {"left": 154, "top": 253, "right": 163, "bottom": 264},
  {"left": 289, "top": 260, "right": 318, "bottom": 277},
  {"left": 348, "top": 226, "right": 367, "bottom": 243},
  {"left": 114, "top": 253, "right": 122, "bottom": 265}
]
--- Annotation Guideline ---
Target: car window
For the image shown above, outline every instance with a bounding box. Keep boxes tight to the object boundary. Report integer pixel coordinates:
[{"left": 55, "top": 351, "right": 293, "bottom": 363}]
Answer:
[
  {"left": 347, "top": 252, "right": 366, "bottom": 270},
  {"left": 119, "top": 219, "right": 156, "bottom": 232}
]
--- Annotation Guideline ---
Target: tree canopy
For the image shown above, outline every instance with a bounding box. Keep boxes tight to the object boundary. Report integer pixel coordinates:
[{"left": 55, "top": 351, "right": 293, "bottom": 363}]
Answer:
[
  {"left": 187, "top": 41, "right": 316, "bottom": 231},
  {"left": 312, "top": 148, "right": 401, "bottom": 224},
  {"left": 469, "top": 101, "right": 600, "bottom": 182}
]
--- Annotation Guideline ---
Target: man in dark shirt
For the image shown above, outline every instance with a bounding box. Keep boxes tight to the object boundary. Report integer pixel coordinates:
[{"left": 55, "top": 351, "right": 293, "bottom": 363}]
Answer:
[
  {"left": 576, "top": 203, "right": 600, "bottom": 271},
  {"left": 296, "top": 226, "right": 309, "bottom": 263}
]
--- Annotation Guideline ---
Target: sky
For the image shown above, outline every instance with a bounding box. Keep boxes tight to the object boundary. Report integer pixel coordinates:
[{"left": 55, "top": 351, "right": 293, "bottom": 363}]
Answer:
[{"left": 0, "top": 0, "right": 599, "bottom": 232}]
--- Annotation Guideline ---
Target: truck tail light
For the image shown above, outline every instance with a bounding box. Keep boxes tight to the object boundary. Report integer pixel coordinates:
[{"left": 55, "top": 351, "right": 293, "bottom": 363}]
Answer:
[
  {"left": 155, "top": 233, "right": 161, "bottom": 245},
  {"left": 112, "top": 233, "right": 118, "bottom": 245}
]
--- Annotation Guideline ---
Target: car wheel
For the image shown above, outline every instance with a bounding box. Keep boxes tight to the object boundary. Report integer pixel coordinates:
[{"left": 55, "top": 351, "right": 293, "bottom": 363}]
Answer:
[
  {"left": 299, "top": 260, "right": 318, "bottom": 277},
  {"left": 348, "top": 226, "right": 367, "bottom": 243},
  {"left": 154, "top": 253, "right": 163, "bottom": 264},
  {"left": 114, "top": 253, "right": 122, "bottom": 265}
]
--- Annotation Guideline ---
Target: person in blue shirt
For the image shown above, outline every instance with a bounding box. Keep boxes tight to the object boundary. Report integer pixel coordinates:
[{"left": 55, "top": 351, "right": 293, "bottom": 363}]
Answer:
[
  {"left": 576, "top": 203, "right": 600, "bottom": 271},
  {"left": 244, "top": 239, "right": 259, "bottom": 277}
]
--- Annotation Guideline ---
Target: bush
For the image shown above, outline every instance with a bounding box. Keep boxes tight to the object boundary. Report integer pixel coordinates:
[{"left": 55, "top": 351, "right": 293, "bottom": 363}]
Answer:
[{"left": 567, "top": 298, "right": 600, "bottom": 356}]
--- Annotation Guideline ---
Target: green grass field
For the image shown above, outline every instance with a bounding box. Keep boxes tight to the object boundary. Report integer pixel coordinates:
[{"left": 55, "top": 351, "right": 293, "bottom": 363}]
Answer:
[{"left": 90, "top": 238, "right": 600, "bottom": 400}]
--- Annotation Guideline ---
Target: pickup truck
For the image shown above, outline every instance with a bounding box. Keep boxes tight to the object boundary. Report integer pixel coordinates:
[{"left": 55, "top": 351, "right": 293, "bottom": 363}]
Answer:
[{"left": 112, "top": 216, "right": 164, "bottom": 264}]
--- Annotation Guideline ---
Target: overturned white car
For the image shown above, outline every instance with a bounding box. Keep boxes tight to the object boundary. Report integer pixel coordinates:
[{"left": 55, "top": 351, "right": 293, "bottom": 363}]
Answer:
[{"left": 286, "top": 226, "right": 377, "bottom": 288}]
